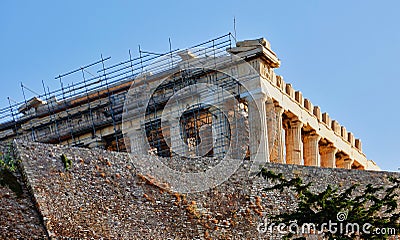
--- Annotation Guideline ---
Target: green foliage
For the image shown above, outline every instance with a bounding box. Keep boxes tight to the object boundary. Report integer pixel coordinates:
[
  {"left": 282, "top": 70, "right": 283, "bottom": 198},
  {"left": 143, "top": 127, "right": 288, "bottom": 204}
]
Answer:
[
  {"left": 0, "top": 142, "right": 16, "bottom": 172},
  {"left": 0, "top": 143, "right": 22, "bottom": 197},
  {"left": 61, "top": 154, "right": 72, "bottom": 171},
  {"left": 0, "top": 168, "right": 23, "bottom": 198},
  {"left": 258, "top": 168, "right": 400, "bottom": 239}
]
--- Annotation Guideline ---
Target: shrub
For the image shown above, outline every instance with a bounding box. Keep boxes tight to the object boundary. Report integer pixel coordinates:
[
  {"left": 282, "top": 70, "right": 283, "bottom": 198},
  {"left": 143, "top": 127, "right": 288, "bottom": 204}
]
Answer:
[
  {"left": 61, "top": 154, "right": 72, "bottom": 171},
  {"left": 0, "top": 143, "right": 16, "bottom": 172},
  {"left": 258, "top": 169, "right": 400, "bottom": 239}
]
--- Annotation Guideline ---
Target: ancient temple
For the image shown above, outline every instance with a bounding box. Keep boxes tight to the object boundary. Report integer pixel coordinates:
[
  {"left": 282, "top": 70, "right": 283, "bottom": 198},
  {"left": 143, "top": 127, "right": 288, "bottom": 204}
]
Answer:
[{"left": 0, "top": 34, "right": 379, "bottom": 170}]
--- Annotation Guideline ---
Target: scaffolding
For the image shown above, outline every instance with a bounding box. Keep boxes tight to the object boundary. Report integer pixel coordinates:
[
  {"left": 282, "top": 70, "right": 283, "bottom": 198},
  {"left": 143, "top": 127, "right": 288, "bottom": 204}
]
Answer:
[{"left": 0, "top": 33, "right": 251, "bottom": 160}]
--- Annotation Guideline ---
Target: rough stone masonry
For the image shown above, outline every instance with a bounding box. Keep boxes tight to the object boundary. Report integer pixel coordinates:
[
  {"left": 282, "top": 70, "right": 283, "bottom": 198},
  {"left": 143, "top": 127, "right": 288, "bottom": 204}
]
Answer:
[{"left": 0, "top": 141, "right": 398, "bottom": 239}]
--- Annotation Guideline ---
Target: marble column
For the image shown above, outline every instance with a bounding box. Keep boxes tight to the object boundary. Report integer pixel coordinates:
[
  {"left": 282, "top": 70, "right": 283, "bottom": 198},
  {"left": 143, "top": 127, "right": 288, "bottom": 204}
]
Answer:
[
  {"left": 266, "top": 102, "right": 284, "bottom": 163},
  {"left": 170, "top": 117, "right": 186, "bottom": 156},
  {"left": 248, "top": 92, "right": 269, "bottom": 169},
  {"left": 319, "top": 143, "right": 337, "bottom": 168},
  {"left": 336, "top": 155, "right": 354, "bottom": 169},
  {"left": 211, "top": 107, "right": 228, "bottom": 158},
  {"left": 303, "top": 132, "right": 321, "bottom": 166},
  {"left": 129, "top": 128, "right": 148, "bottom": 155},
  {"left": 341, "top": 159, "right": 354, "bottom": 169},
  {"left": 285, "top": 119, "right": 303, "bottom": 165}
]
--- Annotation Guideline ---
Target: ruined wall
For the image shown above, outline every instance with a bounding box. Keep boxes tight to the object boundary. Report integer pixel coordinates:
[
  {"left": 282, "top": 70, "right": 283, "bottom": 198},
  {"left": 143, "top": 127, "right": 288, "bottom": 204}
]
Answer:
[
  {"left": 1, "top": 141, "right": 398, "bottom": 239},
  {"left": 0, "top": 142, "right": 47, "bottom": 239}
]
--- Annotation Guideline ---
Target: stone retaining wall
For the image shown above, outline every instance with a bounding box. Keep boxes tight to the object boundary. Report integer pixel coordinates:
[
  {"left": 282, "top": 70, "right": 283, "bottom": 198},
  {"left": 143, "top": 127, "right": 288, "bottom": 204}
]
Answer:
[
  {"left": 1, "top": 141, "right": 398, "bottom": 239},
  {"left": 0, "top": 141, "right": 47, "bottom": 239}
]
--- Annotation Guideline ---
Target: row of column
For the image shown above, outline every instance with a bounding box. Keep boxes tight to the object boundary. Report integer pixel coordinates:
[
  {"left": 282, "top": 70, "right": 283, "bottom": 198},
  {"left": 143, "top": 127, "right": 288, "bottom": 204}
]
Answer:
[
  {"left": 129, "top": 91, "right": 356, "bottom": 170},
  {"left": 247, "top": 94, "right": 355, "bottom": 169}
]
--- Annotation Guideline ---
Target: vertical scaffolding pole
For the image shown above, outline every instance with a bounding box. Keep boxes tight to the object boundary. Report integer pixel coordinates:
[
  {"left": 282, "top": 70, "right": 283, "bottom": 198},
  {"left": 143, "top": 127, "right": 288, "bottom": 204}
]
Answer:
[
  {"left": 96, "top": 84, "right": 104, "bottom": 148},
  {"left": 21, "top": 83, "right": 35, "bottom": 141},
  {"left": 42, "top": 80, "right": 61, "bottom": 143},
  {"left": 22, "top": 84, "right": 45, "bottom": 140},
  {"left": 7, "top": 97, "right": 18, "bottom": 137},
  {"left": 228, "top": 32, "right": 233, "bottom": 49},
  {"left": 80, "top": 68, "right": 97, "bottom": 139},
  {"left": 101, "top": 54, "right": 119, "bottom": 151},
  {"left": 129, "top": 50, "right": 135, "bottom": 77},
  {"left": 169, "top": 38, "right": 174, "bottom": 68},
  {"left": 138, "top": 45, "right": 144, "bottom": 74},
  {"left": 57, "top": 76, "right": 75, "bottom": 146}
]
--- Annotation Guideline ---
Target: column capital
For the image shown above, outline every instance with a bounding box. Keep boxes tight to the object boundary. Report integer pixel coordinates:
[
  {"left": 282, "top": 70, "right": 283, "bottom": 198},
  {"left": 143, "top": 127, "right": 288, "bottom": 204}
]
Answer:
[
  {"left": 319, "top": 143, "right": 337, "bottom": 154},
  {"left": 274, "top": 104, "right": 284, "bottom": 115},
  {"left": 343, "top": 158, "right": 354, "bottom": 164},
  {"left": 283, "top": 118, "right": 303, "bottom": 132},
  {"left": 290, "top": 119, "right": 303, "bottom": 128},
  {"left": 338, "top": 158, "right": 354, "bottom": 169},
  {"left": 303, "top": 131, "right": 321, "bottom": 142},
  {"left": 266, "top": 98, "right": 275, "bottom": 110},
  {"left": 247, "top": 90, "right": 268, "bottom": 102},
  {"left": 319, "top": 142, "right": 337, "bottom": 168}
]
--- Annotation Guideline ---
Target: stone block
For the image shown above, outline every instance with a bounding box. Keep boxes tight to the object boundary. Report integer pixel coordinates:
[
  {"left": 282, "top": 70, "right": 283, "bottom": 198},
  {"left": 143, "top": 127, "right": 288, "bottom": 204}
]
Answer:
[
  {"left": 270, "top": 71, "right": 277, "bottom": 85},
  {"left": 236, "top": 38, "right": 270, "bottom": 48},
  {"left": 355, "top": 139, "right": 362, "bottom": 151},
  {"left": 276, "top": 75, "right": 285, "bottom": 91},
  {"left": 331, "top": 120, "right": 341, "bottom": 135},
  {"left": 285, "top": 84, "right": 294, "bottom": 98},
  {"left": 341, "top": 126, "right": 347, "bottom": 139},
  {"left": 304, "top": 99, "right": 313, "bottom": 112},
  {"left": 322, "top": 113, "right": 331, "bottom": 128},
  {"left": 348, "top": 132, "right": 355, "bottom": 146},
  {"left": 295, "top": 91, "right": 304, "bottom": 106},
  {"left": 313, "top": 106, "right": 322, "bottom": 121}
]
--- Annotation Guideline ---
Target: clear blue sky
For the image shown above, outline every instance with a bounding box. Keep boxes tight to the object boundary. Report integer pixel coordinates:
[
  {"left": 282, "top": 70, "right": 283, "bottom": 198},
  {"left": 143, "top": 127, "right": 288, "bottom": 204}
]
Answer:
[{"left": 0, "top": 1, "right": 399, "bottom": 171}]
